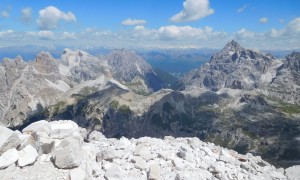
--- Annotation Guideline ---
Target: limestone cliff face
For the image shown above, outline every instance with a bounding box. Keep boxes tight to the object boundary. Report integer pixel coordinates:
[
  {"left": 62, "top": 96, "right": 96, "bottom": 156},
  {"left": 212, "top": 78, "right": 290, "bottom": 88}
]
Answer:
[
  {"left": 106, "top": 49, "right": 165, "bottom": 92},
  {"left": 0, "top": 49, "right": 163, "bottom": 127}
]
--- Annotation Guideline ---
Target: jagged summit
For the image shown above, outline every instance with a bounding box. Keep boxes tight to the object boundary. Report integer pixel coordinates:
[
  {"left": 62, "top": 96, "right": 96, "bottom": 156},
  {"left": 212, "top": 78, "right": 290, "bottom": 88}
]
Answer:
[
  {"left": 106, "top": 49, "right": 152, "bottom": 80},
  {"left": 222, "top": 40, "right": 244, "bottom": 53},
  {"left": 178, "top": 41, "right": 276, "bottom": 91}
]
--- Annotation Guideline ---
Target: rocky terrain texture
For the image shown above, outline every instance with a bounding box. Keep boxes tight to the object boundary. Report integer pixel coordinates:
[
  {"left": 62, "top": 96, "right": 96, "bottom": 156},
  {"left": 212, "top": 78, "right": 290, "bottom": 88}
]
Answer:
[
  {"left": 177, "top": 40, "right": 275, "bottom": 91},
  {"left": 1, "top": 41, "right": 300, "bottom": 169},
  {"left": 0, "top": 49, "right": 164, "bottom": 127},
  {"left": 177, "top": 40, "right": 300, "bottom": 104},
  {"left": 1, "top": 120, "right": 300, "bottom": 180}
]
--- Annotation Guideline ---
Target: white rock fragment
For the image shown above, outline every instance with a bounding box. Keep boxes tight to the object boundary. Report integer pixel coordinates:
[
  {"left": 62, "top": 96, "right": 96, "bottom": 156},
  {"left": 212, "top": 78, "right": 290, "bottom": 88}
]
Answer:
[
  {"left": 0, "top": 126, "right": 22, "bottom": 155},
  {"left": 131, "top": 156, "right": 147, "bottom": 170},
  {"left": 0, "top": 148, "right": 19, "bottom": 169},
  {"left": 285, "top": 165, "right": 300, "bottom": 180},
  {"left": 18, "top": 145, "right": 38, "bottom": 167},
  {"left": 69, "top": 167, "right": 86, "bottom": 180},
  {"left": 96, "top": 147, "right": 118, "bottom": 162},
  {"left": 22, "top": 120, "right": 51, "bottom": 137},
  {"left": 104, "top": 164, "right": 124, "bottom": 180},
  {"left": 88, "top": 130, "right": 105, "bottom": 142},
  {"left": 148, "top": 164, "right": 160, "bottom": 180},
  {"left": 53, "top": 138, "right": 82, "bottom": 169}
]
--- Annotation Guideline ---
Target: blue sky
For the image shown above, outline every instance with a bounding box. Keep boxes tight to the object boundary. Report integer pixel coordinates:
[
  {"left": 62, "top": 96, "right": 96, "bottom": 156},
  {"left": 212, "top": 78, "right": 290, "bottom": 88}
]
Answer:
[{"left": 1, "top": 0, "right": 300, "bottom": 50}]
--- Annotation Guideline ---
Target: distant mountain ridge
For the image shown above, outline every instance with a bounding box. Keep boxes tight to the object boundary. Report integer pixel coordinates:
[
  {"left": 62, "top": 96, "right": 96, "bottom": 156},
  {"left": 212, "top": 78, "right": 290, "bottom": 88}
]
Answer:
[
  {"left": 0, "top": 49, "right": 167, "bottom": 127},
  {"left": 176, "top": 40, "right": 300, "bottom": 104},
  {"left": 1, "top": 41, "right": 300, "bottom": 168}
]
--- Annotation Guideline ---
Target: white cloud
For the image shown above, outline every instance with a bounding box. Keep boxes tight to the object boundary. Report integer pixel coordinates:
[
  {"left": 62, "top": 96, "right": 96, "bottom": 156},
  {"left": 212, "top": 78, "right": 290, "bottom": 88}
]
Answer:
[
  {"left": 1, "top": 17, "right": 300, "bottom": 50},
  {"left": 259, "top": 17, "right": 268, "bottom": 24},
  {"left": 170, "top": 0, "right": 214, "bottom": 22},
  {"left": 158, "top": 25, "right": 224, "bottom": 41},
  {"left": 37, "top": 30, "right": 54, "bottom": 40},
  {"left": 122, "top": 18, "right": 146, "bottom": 26},
  {"left": 21, "top": 7, "right": 32, "bottom": 23},
  {"left": 235, "top": 28, "right": 255, "bottom": 39},
  {"left": 134, "top": 26, "right": 145, "bottom": 31},
  {"left": 1, "top": 11, "right": 9, "bottom": 18},
  {"left": 237, "top": 4, "right": 249, "bottom": 13},
  {"left": 287, "top": 17, "right": 300, "bottom": 32},
  {"left": 37, "top": 6, "right": 76, "bottom": 30},
  {"left": 62, "top": 32, "right": 76, "bottom": 39},
  {"left": 0, "top": 30, "right": 13, "bottom": 37}
]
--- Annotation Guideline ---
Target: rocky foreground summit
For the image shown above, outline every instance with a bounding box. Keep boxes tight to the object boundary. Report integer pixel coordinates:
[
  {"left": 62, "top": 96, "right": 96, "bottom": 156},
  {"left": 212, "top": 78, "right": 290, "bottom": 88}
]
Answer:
[{"left": 0, "top": 120, "right": 299, "bottom": 180}]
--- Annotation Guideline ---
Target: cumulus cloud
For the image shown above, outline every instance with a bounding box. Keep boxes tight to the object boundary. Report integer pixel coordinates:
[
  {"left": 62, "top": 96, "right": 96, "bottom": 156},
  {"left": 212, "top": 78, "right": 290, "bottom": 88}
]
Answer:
[
  {"left": 21, "top": 7, "right": 32, "bottom": 23},
  {"left": 37, "top": 6, "right": 76, "bottom": 30},
  {"left": 37, "top": 30, "right": 54, "bottom": 40},
  {"left": 122, "top": 18, "right": 146, "bottom": 26},
  {"left": 259, "top": 17, "right": 268, "bottom": 24},
  {"left": 237, "top": 4, "right": 249, "bottom": 13},
  {"left": 287, "top": 17, "right": 300, "bottom": 32},
  {"left": 170, "top": 0, "right": 214, "bottom": 22},
  {"left": 134, "top": 26, "right": 145, "bottom": 31},
  {"left": 1, "top": 17, "right": 300, "bottom": 50},
  {"left": 1, "top": 11, "right": 9, "bottom": 18},
  {"left": 158, "top": 25, "right": 224, "bottom": 40},
  {"left": 235, "top": 28, "right": 255, "bottom": 39},
  {"left": 62, "top": 32, "right": 76, "bottom": 39},
  {"left": 0, "top": 30, "right": 13, "bottom": 37}
]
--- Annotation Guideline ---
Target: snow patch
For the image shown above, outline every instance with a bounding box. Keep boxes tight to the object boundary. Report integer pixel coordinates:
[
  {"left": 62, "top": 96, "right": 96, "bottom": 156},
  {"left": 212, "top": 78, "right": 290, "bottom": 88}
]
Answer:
[
  {"left": 109, "top": 79, "right": 129, "bottom": 91},
  {"left": 135, "top": 63, "right": 142, "bottom": 75},
  {"left": 228, "top": 51, "right": 235, "bottom": 56},
  {"left": 216, "top": 88, "right": 242, "bottom": 97},
  {"left": 45, "top": 79, "right": 71, "bottom": 92}
]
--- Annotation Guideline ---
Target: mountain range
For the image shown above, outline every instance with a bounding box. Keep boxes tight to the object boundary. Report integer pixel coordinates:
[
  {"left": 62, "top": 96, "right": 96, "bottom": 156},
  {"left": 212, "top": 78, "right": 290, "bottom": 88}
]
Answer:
[{"left": 0, "top": 40, "right": 299, "bottom": 168}]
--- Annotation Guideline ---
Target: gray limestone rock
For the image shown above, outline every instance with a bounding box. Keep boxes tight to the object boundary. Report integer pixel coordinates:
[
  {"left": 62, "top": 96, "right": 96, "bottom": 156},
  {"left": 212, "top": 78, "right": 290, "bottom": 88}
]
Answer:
[
  {"left": 96, "top": 148, "right": 118, "bottom": 162},
  {"left": 53, "top": 138, "right": 83, "bottom": 169}
]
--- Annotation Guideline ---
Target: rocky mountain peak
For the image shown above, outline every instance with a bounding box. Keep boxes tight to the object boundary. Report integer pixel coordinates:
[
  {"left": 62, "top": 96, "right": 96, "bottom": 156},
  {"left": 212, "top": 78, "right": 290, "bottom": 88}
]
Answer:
[
  {"left": 222, "top": 40, "right": 244, "bottom": 52},
  {"left": 106, "top": 49, "right": 152, "bottom": 81},
  {"left": 34, "top": 51, "right": 59, "bottom": 74},
  {"left": 2, "top": 56, "right": 26, "bottom": 68},
  {"left": 61, "top": 49, "right": 94, "bottom": 68}
]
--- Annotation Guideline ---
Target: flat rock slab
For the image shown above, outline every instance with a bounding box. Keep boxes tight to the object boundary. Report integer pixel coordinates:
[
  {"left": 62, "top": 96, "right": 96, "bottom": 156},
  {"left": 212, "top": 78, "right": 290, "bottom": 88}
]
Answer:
[
  {"left": 0, "top": 149, "right": 19, "bottom": 169},
  {"left": 18, "top": 145, "right": 38, "bottom": 167}
]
